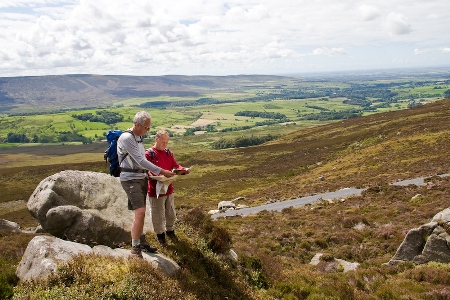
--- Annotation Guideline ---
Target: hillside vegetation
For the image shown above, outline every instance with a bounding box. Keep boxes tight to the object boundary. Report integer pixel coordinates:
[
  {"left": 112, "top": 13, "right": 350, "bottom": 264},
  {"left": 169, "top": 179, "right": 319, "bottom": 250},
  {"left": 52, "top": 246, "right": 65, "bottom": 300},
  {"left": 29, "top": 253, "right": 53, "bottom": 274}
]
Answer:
[{"left": 2, "top": 98, "right": 450, "bottom": 299}]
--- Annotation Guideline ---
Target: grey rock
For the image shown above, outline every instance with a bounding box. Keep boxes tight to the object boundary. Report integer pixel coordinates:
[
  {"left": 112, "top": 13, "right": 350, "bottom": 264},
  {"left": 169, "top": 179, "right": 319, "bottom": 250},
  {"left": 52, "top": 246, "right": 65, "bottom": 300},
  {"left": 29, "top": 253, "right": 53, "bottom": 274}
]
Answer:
[
  {"left": 16, "top": 235, "right": 180, "bottom": 282},
  {"left": 27, "top": 170, "right": 153, "bottom": 247},
  {"left": 310, "top": 253, "right": 359, "bottom": 272},
  {"left": 0, "top": 219, "right": 22, "bottom": 232},
  {"left": 16, "top": 235, "right": 92, "bottom": 281},
  {"left": 388, "top": 208, "right": 450, "bottom": 265},
  {"left": 218, "top": 200, "right": 235, "bottom": 211}
]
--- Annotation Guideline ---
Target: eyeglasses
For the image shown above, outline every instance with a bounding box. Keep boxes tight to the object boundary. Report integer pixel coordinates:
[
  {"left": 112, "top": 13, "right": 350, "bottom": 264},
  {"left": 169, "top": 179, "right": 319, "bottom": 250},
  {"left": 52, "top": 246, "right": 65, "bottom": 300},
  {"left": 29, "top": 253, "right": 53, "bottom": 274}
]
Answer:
[{"left": 135, "top": 122, "right": 150, "bottom": 131}]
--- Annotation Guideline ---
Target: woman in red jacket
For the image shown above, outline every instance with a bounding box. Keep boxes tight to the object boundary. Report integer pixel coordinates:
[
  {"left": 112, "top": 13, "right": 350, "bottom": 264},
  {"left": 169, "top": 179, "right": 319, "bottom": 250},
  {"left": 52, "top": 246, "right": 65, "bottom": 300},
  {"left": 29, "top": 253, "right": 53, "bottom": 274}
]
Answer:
[{"left": 145, "top": 129, "right": 189, "bottom": 245}]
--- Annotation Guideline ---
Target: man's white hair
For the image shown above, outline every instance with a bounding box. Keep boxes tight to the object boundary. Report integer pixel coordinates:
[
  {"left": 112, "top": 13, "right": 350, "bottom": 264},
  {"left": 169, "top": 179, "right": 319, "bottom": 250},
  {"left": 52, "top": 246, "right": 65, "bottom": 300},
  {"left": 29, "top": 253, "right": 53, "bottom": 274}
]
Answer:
[{"left": 134, "top": 111, "right": 151, "bottom": 125}]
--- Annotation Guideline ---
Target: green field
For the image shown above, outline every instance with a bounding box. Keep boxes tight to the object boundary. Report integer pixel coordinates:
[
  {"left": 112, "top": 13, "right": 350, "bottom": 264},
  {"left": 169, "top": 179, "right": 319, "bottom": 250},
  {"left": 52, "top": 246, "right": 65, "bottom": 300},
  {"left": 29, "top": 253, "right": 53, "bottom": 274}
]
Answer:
[
  {"left": 0, "top": 98, "right": 419, "bottom": 141},
  {"left": 0, "top": 74, "right": 449, "bottom": 154}
]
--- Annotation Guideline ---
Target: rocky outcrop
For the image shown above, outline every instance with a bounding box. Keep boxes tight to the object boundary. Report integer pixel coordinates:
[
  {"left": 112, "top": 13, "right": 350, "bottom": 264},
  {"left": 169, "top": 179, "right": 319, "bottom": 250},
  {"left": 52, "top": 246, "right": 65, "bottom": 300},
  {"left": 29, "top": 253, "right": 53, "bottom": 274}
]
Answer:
[
  {"left": 16, "top": 235, "right": 180, "bottom": 281},
  {"left": 27, "top": 170, "right": 153, "bottom": 247},
  {"left": 388, "top": 208, "right": 450, "bottom": 265}
]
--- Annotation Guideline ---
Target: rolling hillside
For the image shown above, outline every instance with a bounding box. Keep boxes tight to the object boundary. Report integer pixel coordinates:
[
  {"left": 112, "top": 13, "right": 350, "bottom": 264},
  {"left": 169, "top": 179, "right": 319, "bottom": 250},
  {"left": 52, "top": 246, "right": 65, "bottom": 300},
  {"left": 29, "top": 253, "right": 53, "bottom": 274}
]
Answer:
[
  {"left": 2, "top": 98, "right": 450, "bottom": 299},
  {"left": 175, "top": 98, "right": 450, "bottom": 208},
  {"left": 0, "top": 74, "right": 293, "bottom": 114}
]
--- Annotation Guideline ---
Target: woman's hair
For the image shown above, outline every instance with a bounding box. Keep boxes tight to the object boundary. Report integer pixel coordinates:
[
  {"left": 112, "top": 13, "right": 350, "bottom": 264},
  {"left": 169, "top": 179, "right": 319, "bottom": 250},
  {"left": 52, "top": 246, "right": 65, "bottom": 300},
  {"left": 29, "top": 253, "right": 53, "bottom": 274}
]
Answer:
[
  {"left": 134, "top": 111, "right": 151, "bottom": 125},
  {"left": 155, "top": 129, "right": 169, "bottom": 138}
]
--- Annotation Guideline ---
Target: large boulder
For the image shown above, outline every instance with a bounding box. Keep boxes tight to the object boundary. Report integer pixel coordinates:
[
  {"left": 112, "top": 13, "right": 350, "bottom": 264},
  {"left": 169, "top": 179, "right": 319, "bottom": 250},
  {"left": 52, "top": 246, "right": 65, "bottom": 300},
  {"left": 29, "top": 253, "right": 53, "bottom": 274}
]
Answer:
[
  {"left": 16, "top": 235, "right": 179, "bottom": 281},
  {"left": 27, "top": 170, "right": 153, "bottom": 247},
  {"left": 388, "top": 208, "right": 450, "bottom": 265}
]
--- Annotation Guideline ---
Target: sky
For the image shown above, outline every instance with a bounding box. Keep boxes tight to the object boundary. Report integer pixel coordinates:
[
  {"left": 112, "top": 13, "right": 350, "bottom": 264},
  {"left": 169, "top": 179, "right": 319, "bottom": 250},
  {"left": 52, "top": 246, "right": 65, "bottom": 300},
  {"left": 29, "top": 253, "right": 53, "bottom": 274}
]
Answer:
[{"left": 1, "top": 0, "right": 450, "bottom": 77}]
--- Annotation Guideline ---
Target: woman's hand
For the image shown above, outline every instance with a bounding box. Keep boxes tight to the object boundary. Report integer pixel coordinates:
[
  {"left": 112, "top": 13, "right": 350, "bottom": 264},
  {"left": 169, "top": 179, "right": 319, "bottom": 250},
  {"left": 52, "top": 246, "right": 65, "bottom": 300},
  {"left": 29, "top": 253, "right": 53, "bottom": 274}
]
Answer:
[{"left": 160, "top": 169, "right": 175, "bottom": 177}]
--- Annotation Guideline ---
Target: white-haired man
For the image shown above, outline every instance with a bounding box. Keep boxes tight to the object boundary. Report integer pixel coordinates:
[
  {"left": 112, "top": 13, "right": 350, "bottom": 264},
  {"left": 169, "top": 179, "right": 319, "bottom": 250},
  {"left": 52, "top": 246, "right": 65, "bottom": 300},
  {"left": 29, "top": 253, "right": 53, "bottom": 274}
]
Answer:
[{"left": 117, "top": 111, "right": 174, "bottom": 258}]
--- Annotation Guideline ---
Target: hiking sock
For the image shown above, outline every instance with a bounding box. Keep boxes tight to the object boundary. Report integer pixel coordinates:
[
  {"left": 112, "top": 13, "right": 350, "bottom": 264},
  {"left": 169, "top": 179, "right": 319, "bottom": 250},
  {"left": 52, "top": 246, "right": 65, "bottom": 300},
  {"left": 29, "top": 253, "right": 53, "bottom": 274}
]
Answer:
[{"left": 132, "top": 239, "right": 140, "bottom": 247}]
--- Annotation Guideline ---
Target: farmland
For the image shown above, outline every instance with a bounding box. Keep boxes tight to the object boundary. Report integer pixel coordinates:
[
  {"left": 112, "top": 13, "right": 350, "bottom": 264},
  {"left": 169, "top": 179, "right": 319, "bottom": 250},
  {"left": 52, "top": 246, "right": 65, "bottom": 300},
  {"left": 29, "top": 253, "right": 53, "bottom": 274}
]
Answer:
[{"left": 1, "top": 71, "right": 449, "bottom": 154}]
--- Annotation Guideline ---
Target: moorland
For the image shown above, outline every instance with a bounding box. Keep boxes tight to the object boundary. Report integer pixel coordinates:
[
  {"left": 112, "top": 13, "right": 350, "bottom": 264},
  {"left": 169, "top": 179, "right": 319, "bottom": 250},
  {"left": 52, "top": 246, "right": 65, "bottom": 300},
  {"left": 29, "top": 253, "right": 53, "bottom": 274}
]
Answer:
[{"left": 2, "top": 70, "right": 450, "bottom": 299}]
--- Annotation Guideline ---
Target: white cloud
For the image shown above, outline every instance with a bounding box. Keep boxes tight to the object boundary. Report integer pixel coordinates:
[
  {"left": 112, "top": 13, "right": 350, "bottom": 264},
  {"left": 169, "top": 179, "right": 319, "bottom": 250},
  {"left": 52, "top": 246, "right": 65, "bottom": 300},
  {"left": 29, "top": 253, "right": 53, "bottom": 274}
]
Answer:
[
  {"left": 0, "top": 0, "right": 450, "bottom": 76},
  {"left": 358, "top": 4, "right": 381, "bottom": 21},
  {"left": 312, "top": 47, "right": 347, "bottom": 57},
  {"left": 414, "top": 48, "right": 432, "bottom": 55},
  {"left": 440, "top": 47, "right": 450, "bottom": 54},
  {"left": 385, "top": 12, "right": 412, "bottom": 35}
]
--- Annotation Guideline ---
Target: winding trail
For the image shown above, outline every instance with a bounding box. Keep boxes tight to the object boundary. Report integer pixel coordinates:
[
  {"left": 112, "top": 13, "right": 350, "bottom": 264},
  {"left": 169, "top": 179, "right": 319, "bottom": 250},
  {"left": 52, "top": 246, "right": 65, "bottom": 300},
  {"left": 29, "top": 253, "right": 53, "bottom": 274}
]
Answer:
[{"left": 211, "top": 174, "right": 450, "bottom": 219}]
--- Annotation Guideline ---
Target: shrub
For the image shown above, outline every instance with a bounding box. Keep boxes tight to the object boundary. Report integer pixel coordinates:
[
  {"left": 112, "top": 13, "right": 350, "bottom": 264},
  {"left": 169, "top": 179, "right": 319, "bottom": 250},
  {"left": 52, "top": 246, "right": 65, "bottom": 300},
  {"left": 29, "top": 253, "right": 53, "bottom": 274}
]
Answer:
[
  {"left": 14, "top": 254, "right": 192, "bottom": 300},
  {"left": 179, "top": 207, "right": 232, "bottom": 254},
  {"left": 0, "top": 257, "right": 17, "bottom": 300},
  {"left": 207, "top": 226, "right": 232, "bottom": 253},
  {"left": 239, "top": 255, "right": 270, "bottom": 289},
  {"left": 405, "top": 264, "right": 450, "bottom": 285}
]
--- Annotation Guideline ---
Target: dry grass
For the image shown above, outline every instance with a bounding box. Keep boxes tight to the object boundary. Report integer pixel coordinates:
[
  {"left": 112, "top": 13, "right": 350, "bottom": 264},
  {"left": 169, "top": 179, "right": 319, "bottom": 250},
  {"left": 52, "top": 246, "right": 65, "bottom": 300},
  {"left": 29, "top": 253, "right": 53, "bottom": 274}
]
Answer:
[{"left": 2, "top": 99, "right": 450, "bottom": 299}]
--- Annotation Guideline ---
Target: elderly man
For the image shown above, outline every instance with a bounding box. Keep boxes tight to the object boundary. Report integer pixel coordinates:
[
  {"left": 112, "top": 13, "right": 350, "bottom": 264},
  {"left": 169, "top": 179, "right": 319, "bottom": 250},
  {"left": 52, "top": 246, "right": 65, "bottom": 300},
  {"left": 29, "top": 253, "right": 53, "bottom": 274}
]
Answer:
[{"left": 117, "top": 111, "right": 174, "bottom": 258}]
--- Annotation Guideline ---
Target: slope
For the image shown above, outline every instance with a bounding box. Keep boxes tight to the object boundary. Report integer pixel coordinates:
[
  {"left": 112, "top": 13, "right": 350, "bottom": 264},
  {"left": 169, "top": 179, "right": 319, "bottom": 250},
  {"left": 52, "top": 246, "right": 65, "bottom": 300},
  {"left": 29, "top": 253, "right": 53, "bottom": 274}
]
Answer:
[{"left": 176, "top": 98, "right": 450, "bottom": 209}]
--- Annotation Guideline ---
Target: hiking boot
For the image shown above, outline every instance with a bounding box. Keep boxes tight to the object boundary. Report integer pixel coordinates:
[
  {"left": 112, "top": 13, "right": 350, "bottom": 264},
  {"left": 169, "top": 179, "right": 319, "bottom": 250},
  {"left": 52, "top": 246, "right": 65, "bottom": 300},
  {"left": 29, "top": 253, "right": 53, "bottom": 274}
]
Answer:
[
  {"left": 140, "top": 234, "right": 157, "bottom": 253},
  {"left": 131, "top": 245, "right": 143, "bottom": 258},
  {"left": 166, "top": 230, "right": 178, "bottom": 241},
  {"left": 157, "top": 233, "right": 167, "bottom": 246}
]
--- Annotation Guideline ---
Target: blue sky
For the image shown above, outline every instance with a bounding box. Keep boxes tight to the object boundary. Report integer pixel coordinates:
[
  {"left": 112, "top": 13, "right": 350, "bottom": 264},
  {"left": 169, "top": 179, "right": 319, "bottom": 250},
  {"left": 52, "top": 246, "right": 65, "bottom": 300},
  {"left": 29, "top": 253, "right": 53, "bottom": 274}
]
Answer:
[{"left": 1, "top": 0, "right": 450, "bottom": 77}]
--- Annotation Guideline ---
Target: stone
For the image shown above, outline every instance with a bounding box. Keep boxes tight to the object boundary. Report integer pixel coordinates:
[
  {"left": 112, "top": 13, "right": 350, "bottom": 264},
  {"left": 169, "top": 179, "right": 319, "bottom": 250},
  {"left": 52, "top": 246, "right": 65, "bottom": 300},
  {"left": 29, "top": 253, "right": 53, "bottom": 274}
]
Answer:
[
  {"left": 0, "top": 219, "right": 22, "bottom": 232},
  {"left": 388, "top": 208, "right": 450, "bottom": 265},
  {"left": 27, "top": 170, "right": 153, "bottom": 247},
  {"left": 218, "top": 201, "right": 235, "bottom": 211},
  {"left": 16, "top": 235, "right": 180, "bottom": 281},
  {"left": 310, "top": 253, "right": 359, "bottom": 273}
]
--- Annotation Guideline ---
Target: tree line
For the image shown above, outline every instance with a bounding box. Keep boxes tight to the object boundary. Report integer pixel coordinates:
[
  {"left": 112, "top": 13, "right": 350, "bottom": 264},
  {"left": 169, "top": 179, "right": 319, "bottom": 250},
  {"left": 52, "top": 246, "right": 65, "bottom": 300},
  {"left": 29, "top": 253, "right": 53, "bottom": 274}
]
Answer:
[
  {"left": 234, "top": 111, "right": 287, "bottom": 120},
  {"left": 71, "top": 111, "right": 123, "bottom": 124},
  {"left": 212, "top": 134, "right": 279, "bottom": 149},
  {"left": 4, "top": 132, "right": 92, "bottom": 144}
]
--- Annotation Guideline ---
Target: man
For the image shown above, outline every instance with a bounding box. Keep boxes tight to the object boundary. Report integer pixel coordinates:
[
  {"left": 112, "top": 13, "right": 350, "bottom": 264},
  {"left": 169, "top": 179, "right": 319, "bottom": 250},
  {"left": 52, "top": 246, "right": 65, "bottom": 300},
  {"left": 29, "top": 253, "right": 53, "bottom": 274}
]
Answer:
[
  {"left": 146, "top": 130, "right": 190, "bottom": 246},
  {"left": 117, "top": 111, "right": 174, "bottom": 258}
]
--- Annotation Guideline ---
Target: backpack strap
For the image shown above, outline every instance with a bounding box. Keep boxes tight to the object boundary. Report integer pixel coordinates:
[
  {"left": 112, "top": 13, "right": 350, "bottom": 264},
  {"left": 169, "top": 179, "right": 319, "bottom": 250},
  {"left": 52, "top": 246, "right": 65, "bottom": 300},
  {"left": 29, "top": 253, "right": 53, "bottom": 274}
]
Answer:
[
  {"left": 146, "top": 148, "right": 155, "bottom": 162},
  {"left": 119, "top": 168, "right": 146, "bottom": 173},
  {"left": 119, "top": 130, "right": 137, "bottom": 167},
  {"left": 146, "top": 147, "right": 172, "bottom": 162}
]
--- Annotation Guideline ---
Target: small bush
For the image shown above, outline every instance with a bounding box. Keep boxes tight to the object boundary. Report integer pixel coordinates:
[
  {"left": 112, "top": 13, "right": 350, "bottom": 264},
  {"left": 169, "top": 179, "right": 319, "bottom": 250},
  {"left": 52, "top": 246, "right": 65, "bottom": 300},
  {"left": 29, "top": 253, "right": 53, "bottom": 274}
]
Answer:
[
  {"left": 239, "top": 255, "right": 270, "bottom": 289},
  {"left": 426, "top": 287, "right": 450, "bottom": 300},
  {"left": 271, "top": 282, "right": 312, "bottom": 299},
  {"left": 207, "top": 226, "right": 232, "bottom": 253},
  {"left": 314, "top": 238, "right": 328, "bottom": 249},
  {"left": 405, "top": 264, "right": 450, "bottom": 285},
  {"left": 0, "top": 258, "right": 17, "bottom": 300},
  {"left": 14, "top": 254, "right": 191, "bottom": 300},
  {"left": 180, "top": 207, "right": 232, "bottom": 254}
]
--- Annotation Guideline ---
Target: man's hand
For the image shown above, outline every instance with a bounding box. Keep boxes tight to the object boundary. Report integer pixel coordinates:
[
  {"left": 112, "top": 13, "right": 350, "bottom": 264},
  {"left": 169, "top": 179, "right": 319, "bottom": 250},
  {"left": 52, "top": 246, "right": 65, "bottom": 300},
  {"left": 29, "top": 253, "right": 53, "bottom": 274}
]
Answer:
[
  {"left": 160, "top": 169, "right": 175, "bottom": 177},
  {"left": 172, "top": 167, "right": 191, "bottom": 175}
]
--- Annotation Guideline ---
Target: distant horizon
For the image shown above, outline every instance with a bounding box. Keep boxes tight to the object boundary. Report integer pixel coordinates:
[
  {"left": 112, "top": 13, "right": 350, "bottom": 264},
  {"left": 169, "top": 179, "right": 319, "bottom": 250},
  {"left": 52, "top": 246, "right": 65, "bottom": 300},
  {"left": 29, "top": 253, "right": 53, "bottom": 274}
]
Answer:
[{"left": 2, "top": 65, "right": 450, "bottom": 79}]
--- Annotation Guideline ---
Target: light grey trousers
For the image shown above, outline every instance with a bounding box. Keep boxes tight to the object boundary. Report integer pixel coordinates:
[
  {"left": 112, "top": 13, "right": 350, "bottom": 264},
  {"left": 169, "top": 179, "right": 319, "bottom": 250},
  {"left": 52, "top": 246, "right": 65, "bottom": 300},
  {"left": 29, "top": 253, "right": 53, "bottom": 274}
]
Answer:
[{"left": 149, "top": 194, "right": 176, "bottom": 234}]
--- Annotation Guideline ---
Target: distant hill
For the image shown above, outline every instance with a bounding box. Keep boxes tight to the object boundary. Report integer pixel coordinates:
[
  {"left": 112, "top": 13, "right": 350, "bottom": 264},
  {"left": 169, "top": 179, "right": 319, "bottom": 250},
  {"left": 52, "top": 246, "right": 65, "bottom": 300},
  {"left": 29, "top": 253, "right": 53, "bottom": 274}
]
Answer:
[{"left": 0, "top": 74, "right": 292, "bottom": 114}]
